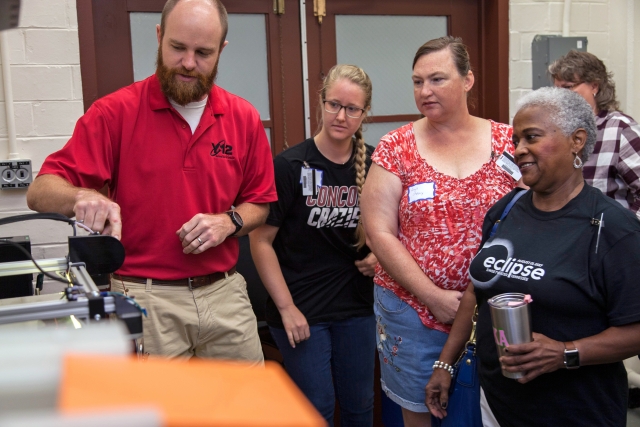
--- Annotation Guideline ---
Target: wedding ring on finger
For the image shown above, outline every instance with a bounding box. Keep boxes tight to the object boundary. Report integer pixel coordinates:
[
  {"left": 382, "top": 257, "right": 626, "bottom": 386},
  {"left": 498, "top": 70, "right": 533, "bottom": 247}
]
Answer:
[{"left": 197, "top": 237, "right": 204, "bottom": 245}]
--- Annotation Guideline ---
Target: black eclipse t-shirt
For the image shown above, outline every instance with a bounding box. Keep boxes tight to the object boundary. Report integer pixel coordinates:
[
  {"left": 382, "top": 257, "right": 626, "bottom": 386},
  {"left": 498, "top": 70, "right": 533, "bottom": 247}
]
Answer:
[
  {"left": 470, "top": 185, "right": 640, "bottom": 427},
  {"left": 265, "top": 138, "right": 374, "bottom": 328}
]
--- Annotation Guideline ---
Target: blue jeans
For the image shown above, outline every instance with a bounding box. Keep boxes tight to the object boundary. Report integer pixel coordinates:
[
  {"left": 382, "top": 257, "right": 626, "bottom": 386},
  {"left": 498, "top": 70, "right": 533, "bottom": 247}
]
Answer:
[{"left": 270, "top": 315, "right": 376, "bottom": 427}]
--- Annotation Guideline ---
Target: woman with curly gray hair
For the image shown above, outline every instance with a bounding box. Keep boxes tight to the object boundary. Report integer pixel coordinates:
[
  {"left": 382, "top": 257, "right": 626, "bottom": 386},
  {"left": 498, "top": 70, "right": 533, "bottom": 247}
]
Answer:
[
  {"left": 426, "top": 87, "right": 640, "bottom": 427},
  {"left": 550, "top": 50, "right": 640, "bottom": 220}
]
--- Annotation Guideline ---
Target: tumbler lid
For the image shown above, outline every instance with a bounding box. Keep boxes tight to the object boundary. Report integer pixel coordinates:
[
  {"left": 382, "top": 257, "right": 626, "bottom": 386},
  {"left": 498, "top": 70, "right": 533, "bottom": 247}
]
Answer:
[{"left": 488, "top": 293, "right": 528, "bottom": 308}]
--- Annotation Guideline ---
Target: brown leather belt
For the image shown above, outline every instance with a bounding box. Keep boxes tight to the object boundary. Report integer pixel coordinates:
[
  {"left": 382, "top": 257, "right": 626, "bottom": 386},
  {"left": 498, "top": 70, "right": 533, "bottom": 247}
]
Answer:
[{"left": 112, "top": 266, "right": 236, "bottom": 290}]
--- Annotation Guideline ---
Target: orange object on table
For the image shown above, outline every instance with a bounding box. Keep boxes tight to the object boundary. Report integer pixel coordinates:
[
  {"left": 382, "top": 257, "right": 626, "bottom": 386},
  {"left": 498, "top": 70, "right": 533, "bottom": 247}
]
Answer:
[{"left": 59, "top": 354, "right": 326, "bottom": 427}]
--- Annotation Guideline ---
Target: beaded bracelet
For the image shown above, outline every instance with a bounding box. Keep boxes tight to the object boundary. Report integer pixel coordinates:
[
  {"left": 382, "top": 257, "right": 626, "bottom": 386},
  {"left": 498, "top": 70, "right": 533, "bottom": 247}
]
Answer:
[{"left": 433, "top": 360, "right": 455, "bottom": 376}]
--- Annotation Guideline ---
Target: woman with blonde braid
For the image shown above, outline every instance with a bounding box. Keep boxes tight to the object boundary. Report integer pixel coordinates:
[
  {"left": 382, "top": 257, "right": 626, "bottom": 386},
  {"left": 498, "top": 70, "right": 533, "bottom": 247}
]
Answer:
[{"left": 250, "top": 64, "right": 377, "bottom": 426}]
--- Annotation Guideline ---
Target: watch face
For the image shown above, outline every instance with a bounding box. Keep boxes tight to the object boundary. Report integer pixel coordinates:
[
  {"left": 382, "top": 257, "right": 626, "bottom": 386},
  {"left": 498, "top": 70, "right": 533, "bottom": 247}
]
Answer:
[
  {"left": 232, "top": 211, "right": 243, "bottom": 227},
  {"left": 564, "top": 349, "right": 580, "bottom": 369}
]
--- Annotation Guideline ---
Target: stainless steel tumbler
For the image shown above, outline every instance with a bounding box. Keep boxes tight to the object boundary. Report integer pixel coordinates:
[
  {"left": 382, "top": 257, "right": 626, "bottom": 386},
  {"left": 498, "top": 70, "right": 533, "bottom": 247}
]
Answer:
[{"left": 488, "top": 293, "right": 533, "bottom": 379}]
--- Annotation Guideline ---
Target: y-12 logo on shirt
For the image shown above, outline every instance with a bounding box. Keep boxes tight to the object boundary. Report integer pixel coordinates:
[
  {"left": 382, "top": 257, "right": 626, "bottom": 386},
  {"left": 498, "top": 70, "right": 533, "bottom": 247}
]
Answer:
[
  {"left": 306, "top": 185, "right": 360, "bottom": 229},
  {"left": 211, "top": 140, "right": 233, "bottom": 158}
]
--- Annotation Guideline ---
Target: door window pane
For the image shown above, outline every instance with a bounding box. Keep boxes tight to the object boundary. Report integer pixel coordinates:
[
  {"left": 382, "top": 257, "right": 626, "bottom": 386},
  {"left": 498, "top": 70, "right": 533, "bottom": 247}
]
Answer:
[
  {"left": 336, "top": 15, "right": 447, "bottom": 116},
  {"left": 130, "top": 13, "right": 161, "bottom": 82},
  {"left": 217, "top": 14, "right": 270, "bottom": 120},
  {"left": 362, "top": 121, "right": 413, "bottom": 147},
  {"left": 130, "top": 13, "right": 271, "bottom": 120},
  {"left": 264, "top": 127, "right": 272, "bottom": 148}
]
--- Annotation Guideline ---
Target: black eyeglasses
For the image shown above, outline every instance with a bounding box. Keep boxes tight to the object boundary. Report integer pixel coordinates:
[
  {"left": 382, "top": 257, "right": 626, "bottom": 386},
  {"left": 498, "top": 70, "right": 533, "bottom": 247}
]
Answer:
[{"left": 323, "top": 100, "right": 366, "bottom": 119}]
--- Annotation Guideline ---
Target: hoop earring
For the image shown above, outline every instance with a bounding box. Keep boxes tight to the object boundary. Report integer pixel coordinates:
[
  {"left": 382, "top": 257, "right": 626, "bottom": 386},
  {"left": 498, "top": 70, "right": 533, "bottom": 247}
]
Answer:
[{"left": 573, "top": 152, "right": 583, "bottom": 169}]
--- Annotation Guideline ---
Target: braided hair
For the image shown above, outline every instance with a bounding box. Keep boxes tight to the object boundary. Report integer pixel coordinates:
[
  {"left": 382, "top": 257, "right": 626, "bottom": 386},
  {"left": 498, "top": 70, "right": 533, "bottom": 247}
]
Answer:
[{"left": 318, "top": 64, "right": 372, "bottom": 249}]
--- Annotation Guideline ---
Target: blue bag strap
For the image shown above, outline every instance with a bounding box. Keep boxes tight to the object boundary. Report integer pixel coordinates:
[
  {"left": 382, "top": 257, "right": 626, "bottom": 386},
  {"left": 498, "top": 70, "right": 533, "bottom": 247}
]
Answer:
[{"left": 489, "top": 189, "right": 527, "bottom": 238}]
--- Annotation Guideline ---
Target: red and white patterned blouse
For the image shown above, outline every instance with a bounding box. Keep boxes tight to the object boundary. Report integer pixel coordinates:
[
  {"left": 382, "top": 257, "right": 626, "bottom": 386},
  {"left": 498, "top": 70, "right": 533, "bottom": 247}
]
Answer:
[{"left": 372, "top": 120, "right": 516, "bottom": 333}]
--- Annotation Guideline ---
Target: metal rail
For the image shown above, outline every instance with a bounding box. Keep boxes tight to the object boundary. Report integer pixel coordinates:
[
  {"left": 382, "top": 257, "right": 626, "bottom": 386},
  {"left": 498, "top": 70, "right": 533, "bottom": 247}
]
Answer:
[
  {"left": 0, "top": 261, "right": 109, "bottom": 325},
  {"left": 0, "top": 296, "right": 115, "bottom": 325},
  {"left": 0, "top": 258, "right": 69, "bottom": 277}
]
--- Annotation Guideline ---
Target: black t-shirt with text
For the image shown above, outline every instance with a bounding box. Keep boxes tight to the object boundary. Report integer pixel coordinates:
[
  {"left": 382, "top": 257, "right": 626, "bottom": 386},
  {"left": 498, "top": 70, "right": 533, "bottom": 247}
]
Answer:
[
  {"left": 470, "top": 185, "right": 640, "bottom": 427},
  {"left": 266, "top": 138, "right": 374, "bottom": 327}
]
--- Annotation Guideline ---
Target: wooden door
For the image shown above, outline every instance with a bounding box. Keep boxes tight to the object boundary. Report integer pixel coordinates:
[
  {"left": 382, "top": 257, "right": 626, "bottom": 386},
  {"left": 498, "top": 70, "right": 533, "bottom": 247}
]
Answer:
[{"left": 304, "top": 0, "right": 509, "bottom": 146}]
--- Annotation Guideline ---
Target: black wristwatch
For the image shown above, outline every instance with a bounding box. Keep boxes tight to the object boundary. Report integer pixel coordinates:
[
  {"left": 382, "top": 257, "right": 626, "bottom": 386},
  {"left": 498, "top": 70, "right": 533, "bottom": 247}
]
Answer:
[
  {"left": 563, "top": 341, "right": 580, "bottom": 369},
  {"left": 225, "top": 210, "right": 243, "bottom": 236}
]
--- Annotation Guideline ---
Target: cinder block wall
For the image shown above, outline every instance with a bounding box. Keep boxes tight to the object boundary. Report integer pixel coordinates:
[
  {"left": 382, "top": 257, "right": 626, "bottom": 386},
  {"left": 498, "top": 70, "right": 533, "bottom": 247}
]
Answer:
[
  {"left": 0, "top": 0, "right": 83, "bottom": 264},
  {"left": 509, "top": 0, "right": 638, "bottom": 120},
  {"left": 0, "top": 0, "right": 638, "bottom": 291}
]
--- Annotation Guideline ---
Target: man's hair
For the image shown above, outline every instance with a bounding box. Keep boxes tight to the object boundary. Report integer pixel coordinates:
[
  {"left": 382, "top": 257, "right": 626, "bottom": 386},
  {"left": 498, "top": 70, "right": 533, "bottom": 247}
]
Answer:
[
  {"left": 515, "top": 87, "right": 597, "bottom": 162},
  {"left": 159, "top": 0, "right": 228, "bottom": 48},
  {"left": 548, "top": 50, "right": 619, "bottom": 112}
]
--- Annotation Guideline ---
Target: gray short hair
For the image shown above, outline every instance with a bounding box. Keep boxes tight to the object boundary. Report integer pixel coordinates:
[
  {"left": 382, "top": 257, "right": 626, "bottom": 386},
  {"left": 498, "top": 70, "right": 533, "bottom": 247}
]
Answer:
[{"left": 515, "top": 87, "right": 597, "bottom": 161}]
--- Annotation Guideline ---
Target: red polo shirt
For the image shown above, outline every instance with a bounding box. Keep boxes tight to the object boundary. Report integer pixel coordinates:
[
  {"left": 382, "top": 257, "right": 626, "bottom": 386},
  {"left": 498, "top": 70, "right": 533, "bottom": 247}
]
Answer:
[{"left": 39, "top": 75, "right": 276, "bottom": 279}]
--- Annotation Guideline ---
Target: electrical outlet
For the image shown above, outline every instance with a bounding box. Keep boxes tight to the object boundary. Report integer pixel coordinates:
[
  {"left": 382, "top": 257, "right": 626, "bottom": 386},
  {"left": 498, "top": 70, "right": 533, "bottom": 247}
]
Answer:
[{"left": 1, "top": 159, "right": 33, "bottom": 190}]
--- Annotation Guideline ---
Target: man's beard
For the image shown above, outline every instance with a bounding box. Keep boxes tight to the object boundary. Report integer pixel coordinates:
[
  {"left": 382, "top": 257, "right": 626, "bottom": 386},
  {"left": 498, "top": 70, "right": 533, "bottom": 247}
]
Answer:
[{"left": 156, "top": 48, "right": 218, "bottom": 106}]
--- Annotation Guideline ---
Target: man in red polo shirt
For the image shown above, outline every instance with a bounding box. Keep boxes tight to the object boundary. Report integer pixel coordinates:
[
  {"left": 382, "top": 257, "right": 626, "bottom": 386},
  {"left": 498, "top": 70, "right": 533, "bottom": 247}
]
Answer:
[{"left": 26, "top": 0, "right": 276, "bottom": 363}]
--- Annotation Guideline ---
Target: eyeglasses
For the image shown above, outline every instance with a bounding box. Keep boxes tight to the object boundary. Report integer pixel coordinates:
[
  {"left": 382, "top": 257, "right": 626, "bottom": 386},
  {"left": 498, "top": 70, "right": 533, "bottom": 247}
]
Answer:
[{"left": 323, "top": 100, "right": 366, "bottom": 119}]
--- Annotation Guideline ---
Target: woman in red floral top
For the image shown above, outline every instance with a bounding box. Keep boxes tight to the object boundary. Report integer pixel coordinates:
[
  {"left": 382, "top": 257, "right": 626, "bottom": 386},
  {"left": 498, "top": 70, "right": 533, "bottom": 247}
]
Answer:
[{"left": 361, "top": 36, "right": 517, "bottom": 426}]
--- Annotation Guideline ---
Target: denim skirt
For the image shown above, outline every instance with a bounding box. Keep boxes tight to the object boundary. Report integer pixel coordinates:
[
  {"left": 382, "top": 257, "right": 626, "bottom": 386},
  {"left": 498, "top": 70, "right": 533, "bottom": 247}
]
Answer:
[{"left": 374, "top": 285, "right": 449, "bottom": 413}]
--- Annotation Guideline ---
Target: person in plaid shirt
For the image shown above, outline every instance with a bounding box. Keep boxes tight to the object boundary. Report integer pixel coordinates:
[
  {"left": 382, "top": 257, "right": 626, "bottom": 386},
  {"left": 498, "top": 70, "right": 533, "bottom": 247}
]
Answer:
[{"left": 549, "top": 50, "right": 640, "bottom": 220}]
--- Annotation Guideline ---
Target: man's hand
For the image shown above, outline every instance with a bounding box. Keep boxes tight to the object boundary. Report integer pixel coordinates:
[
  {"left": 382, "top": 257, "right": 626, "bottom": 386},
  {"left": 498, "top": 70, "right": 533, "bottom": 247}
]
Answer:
[
  {"left": 354, "top": 252, "right": 378, "bottom": 277},
  {"left": 73, "top": 189, "right": 122, "bottom": 239},
  {"left": 176, "top": 213, "right": 235, "bottom": 254}
]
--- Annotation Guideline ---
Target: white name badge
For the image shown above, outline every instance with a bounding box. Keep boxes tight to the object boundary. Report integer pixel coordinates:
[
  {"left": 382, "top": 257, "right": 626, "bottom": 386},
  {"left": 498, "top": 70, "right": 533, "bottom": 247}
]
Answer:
[
  {"left": 408, "top": 182, "right": 435, "bottom": 203},
  {"left": 496, "top": 152, "right": 522, "bottom": 181},
  {"left": 301, "top": 167, "right": 323, "bottom": 196}
]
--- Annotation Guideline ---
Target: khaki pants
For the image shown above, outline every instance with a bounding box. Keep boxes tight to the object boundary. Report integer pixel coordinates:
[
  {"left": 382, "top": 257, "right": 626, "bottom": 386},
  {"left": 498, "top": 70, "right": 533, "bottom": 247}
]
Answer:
[{"left": 111, "top": 272, "right": 263, "bottom": 364}]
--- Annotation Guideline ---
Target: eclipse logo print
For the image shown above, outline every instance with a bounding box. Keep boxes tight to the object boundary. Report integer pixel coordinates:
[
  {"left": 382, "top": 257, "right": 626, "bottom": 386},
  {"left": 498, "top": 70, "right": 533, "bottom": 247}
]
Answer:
[{"left": 471, "top": 238, "right": 546, "bottom": 289}]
